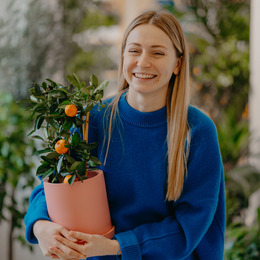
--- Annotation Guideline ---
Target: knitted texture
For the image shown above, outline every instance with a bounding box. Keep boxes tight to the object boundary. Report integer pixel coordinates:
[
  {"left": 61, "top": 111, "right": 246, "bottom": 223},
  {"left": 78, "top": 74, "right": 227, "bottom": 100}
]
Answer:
[{"left": 25, "top": 92, "right": 225, "bottom": 260}]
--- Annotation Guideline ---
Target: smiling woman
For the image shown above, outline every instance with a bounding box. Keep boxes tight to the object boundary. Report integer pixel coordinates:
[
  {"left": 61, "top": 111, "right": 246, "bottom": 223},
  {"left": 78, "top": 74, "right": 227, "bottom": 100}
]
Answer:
[
  {"left": 123, "top": 23, "right": 181, "bottom": 112},
  {"left": 25, "top": 9, "right": 226, "bottom": 260}
]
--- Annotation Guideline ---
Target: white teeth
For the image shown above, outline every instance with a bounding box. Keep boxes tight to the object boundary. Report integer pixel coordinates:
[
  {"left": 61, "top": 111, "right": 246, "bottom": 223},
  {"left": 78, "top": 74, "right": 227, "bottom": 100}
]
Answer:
[{"left": 134, "top": 73, "right": 155, "bottom": 79}]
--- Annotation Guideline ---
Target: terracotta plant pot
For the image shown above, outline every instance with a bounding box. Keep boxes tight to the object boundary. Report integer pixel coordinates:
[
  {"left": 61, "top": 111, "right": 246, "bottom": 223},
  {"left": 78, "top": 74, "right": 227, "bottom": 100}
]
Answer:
[{"left": 44, "top": 170, "right": 115, "bottom": 239}]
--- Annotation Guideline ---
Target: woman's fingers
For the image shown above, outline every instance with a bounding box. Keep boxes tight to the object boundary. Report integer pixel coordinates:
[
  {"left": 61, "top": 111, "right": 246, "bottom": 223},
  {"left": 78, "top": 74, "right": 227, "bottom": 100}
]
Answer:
[
  {"left": 59, "top": 228, "right": 78, "bottom": 243},
  {"left": 54, "top": 235, "right": 84, "bottom": 252},
  {"left": 53, "top": 236, "right": 87, "bottom": 259},
  {"left": 69, "top": 231, "right": 91, "bottom": 242}
]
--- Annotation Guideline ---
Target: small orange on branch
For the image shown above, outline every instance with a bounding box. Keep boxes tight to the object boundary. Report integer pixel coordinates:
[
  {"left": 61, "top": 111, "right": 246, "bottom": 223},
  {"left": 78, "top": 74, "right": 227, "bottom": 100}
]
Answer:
[
  {"left": 65, "top": 104, "right": 78, "bottom": 117},
  {"left": 55, "top": 139, "right": 69, "bottom": 154},
  {"left": 63, "top": 174, "right": 73, "bottom": 183}
]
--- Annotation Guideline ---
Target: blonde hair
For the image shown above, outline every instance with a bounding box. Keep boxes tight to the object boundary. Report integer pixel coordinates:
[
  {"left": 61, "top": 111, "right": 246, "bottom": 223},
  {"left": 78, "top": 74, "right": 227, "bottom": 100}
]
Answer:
[{"left": 105, "top": 10, "right": 190, "bottom": 201}]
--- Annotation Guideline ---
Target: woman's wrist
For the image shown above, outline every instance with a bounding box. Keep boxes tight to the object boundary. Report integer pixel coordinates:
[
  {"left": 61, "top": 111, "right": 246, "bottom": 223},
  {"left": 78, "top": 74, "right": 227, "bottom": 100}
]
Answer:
[
  {"left": 110, "top": 239, "right": 121, "bottom": 255},
  {"left": 33, "top": 220, "right": 47, "bottom": 238}
]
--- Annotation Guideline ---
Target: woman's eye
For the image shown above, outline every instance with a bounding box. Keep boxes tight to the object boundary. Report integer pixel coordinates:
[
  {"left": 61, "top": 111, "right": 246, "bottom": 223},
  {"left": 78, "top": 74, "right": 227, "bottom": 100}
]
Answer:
[
  {"left": 129, "top": 49, "right": 139, "bottom": 53},
  {"left": 154, "top": 52, "right": 164, "bottom": 56}
]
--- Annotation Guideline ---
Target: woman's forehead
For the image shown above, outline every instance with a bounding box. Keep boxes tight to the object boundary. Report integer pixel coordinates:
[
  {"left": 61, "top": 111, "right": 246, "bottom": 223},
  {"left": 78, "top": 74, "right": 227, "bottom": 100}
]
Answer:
[{"left": 125, "top": 24, "right": 173, "bottom": 48}]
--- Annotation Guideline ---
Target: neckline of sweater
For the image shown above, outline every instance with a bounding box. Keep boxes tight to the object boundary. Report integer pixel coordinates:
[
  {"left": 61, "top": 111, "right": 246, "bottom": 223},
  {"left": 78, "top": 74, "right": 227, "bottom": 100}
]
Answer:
[{"left": 118, "top": 91, "right": 167, "bottom": 128}]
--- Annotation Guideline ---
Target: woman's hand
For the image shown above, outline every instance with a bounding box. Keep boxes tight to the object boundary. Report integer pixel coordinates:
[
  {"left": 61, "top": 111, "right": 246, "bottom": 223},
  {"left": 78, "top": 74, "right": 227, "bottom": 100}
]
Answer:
[
  {"left": 33, "top": 220, "right": 86, "bottom": 259},
  {"left": 54, "top": 231, "right": 121, "bottom": 258}
]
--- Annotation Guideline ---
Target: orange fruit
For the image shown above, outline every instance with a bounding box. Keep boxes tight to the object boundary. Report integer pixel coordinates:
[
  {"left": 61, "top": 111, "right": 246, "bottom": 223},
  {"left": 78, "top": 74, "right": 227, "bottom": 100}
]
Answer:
[
  {"left": 55, "top": 139, "right": 69, "bottom": 154},
  {"left": 63, "top": 174, "right": 72, "bottom": 183},
  {"left": 65, "top": 104, "right": 78, "bottom": 117}
]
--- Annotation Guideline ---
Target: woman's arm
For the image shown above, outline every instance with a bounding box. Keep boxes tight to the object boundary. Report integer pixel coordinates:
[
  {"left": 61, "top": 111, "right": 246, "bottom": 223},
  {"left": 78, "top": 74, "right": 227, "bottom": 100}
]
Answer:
[{"left": 24, "top": 182, "right": 51, "bottom": 243}]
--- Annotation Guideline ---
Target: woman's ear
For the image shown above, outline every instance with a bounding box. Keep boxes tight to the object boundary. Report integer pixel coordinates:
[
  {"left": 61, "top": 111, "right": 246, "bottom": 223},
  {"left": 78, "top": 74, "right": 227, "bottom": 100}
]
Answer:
[{"left": 173, "top": 56, "right": 182, "bottom": 75}]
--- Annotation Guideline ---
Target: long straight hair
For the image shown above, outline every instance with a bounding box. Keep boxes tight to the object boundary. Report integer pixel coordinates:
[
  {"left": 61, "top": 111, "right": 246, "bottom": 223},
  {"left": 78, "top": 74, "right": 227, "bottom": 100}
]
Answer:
[{"left": 104, "top": 10, "right": 190, "bottom": 201}]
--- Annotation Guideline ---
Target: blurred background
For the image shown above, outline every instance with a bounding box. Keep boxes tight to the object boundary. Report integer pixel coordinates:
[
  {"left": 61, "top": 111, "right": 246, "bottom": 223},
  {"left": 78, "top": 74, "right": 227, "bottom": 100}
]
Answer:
[{"left": 0, "top": 0, "right": 259, "bottom": 259}]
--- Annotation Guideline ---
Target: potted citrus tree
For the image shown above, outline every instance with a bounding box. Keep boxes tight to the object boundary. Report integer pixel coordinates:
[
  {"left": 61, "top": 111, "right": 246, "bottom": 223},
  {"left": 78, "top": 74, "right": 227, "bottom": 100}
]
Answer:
[{"left": 25, "top": 73, "right": 115, "bottom": 238}]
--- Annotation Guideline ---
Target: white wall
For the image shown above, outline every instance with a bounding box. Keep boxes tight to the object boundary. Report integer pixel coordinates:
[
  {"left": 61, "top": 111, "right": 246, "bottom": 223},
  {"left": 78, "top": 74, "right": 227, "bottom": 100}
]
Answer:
[
  {"left": 0, "top": 220, "right": 46, "bottom": 260},
  {"left": 249, "top": 0, "right": 260, "bottom": 168}
]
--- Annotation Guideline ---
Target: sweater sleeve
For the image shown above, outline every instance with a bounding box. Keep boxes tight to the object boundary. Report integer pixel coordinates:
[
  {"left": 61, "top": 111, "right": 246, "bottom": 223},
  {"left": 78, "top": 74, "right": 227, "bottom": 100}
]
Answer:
[
  {"left": 114, "top": 115, "right": 224, "bottom": 259},
  {"left": 24, "top": 181, "right": 51, "bottom": 244}
]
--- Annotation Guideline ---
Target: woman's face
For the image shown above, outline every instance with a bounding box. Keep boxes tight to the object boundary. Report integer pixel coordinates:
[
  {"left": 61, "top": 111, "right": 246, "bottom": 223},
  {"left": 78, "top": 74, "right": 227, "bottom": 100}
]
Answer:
[{"left": 123, "top": 24, "right": 180, "bottom": 99}]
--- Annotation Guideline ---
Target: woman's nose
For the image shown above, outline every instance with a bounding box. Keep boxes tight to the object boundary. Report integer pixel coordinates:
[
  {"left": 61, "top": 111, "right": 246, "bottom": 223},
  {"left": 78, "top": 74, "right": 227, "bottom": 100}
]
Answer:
[{"left": 137, "top": 53, "right": 151, "bottom": 68}]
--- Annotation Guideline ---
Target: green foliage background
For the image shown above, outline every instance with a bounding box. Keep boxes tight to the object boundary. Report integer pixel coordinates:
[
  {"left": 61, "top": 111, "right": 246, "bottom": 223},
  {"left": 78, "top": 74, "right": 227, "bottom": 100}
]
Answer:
[
  {"left": 162, "top": 0, "right": 260, "bottom": 258},
  {"left": 0, "top": 92, "right": 36, "bottom": 260},
  {"left": 0, "top": 0, "right": 259, "bottom": 259}
]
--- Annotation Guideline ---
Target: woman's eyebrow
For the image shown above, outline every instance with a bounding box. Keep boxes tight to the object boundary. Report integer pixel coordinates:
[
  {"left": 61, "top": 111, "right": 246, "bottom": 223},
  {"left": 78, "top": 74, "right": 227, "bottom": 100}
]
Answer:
[{"left": 127, "top": 42, "right": 168, "bottom": 49}]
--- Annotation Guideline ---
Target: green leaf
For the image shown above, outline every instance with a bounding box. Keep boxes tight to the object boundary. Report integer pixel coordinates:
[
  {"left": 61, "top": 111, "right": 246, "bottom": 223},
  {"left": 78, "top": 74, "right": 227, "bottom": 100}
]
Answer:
[
  {"left": 90, "top": 74, "right": 98, "bottom": 87},
  {"left": 71, "top": 133, "right": 81, "bottom": 147},
  {"left": 27, "top": 129, "right": 35, "bottom": 137},
  {"left": 35, "top": 115, "right": 45, "bottom": 130},
  {"left": 49, "top": 113, "right": 64, "bottom": 118},
  {"left": 73, "top": 73, "right": 81, "bottom": 87},
  {"left": 68, "top": 174, "right": 77, "bottom": 185},
  {"left": 79, "top": 141, "right": 98, "bottom": 150},
  {"left": 85, "top": 102, "right": 94, "bottom": 113},
  {"left": 45, "top": 78, "right": 55, "bottom": 85},
  {"left": 64, "top": 154, "right": 76, "bottom": 164},
  {"left": 31, "top": 100, "right": 48, "bottom": 112},
  {"left": 41, "top": 168, "right": 55, "bottom": 181},
  {"left": 30, "top": 95, "right": 38, "bottom": 103},
  {"left": 34, "top": 148, "right": 52, "bottom": 155},
  {"left": 94, "top": 80, "right": 109, "bottom": 93},
  {"left": 60, "top": 172, "right": 71, "bottom": 177},
  {"left": 30, "top": 135, "right": 44, "bottom": 141},
  {"left": 46, "top": 117, "right": 59, "bottom": 130},
  {"left": 58, "top": 100, "right": 71, "bottom": 109},
  {"left": 63, "top": 119, "right": 73, "bottom": 131},
  {"left": 42, "top": 81, "right": 47, "bottom": 90},
  {"left": 66, "top": 74, "right": 81, "bottom": 88},
  {"left": 95, "top": 94, "right": 102, "bottom": 101},
  {"left": 48, "top": 90, "right": 67, "bottom": 98},
  {"left": 36, "top": 164, "right": 50, "bottom": 176},
  {"left": 69, "top": 161, "right": 82, "bottom": 171},
  {"left": 34, "top": 83, "right": 42, "bottom": 96},
  {"left": 77, "top": 162, "right": 86, "bottom": 175},
  {"left": 46, "top": 151, "right": 60, "bottom": 159},
  {"left": 57, "top": 156, "right": 64, "bottom": 173},
  {"left": 41, "top": 156, "right": 56, "bottom": 166},
  {"left": 88, "top": 156, "right": 102, "bottom": 167}
]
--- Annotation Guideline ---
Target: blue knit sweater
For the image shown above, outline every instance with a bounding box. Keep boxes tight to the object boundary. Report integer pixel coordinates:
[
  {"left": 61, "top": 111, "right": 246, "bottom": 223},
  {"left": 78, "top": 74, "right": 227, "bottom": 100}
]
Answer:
[{"left": 24, "top": 92, "right": 226, "bottom": 260}]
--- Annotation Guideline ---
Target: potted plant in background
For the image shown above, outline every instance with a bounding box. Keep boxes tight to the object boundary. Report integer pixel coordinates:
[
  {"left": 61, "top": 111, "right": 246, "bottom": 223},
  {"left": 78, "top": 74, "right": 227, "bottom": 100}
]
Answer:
[{"left": 25, "top": 73, "right": 115, "bottom": 238}]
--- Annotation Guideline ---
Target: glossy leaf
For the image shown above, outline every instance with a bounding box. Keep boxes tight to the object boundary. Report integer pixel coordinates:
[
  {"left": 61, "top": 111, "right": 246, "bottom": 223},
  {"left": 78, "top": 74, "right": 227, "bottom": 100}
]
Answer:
[
  {"left": 94, "top": 80, "right": 109, "bottom": 93},
  {"left": 69, "top": 161, "right": 82, "bottom": 171},
  {"left": 66, "top": 74, "right": 81, "bottom": 88},
  {"left": 68, "top": 174, "right": 77, "bottom": 185},
  {"left": 41, "top": 168, "right": 55, "bottom": 181},
  {"left": 46, "top": 151, "right": 60, "bottom": 159},
  {"left": 90, "top": 74, "right": 98, "bottom": 87},
  {"left": 57, "top": 156, "right": 64, "bottom": 173},
  {"left": 71, "top": 133, "right": 81, "bottom": 147}
]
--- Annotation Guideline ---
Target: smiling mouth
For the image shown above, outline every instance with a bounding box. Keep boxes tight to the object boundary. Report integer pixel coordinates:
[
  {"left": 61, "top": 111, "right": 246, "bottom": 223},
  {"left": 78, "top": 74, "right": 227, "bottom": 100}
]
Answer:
[{"left": 133, "top": 73, "right": 157, "bottom": 79}]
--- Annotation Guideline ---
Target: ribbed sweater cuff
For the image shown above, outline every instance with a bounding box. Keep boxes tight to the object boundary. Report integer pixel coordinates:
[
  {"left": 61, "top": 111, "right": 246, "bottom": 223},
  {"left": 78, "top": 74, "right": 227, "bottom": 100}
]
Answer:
[
  {"left": 24, "top": 204, "right": 51, "bottom": 244},
  {"left": 114, "top": 230, "right": 141, "bottom": 260}
]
